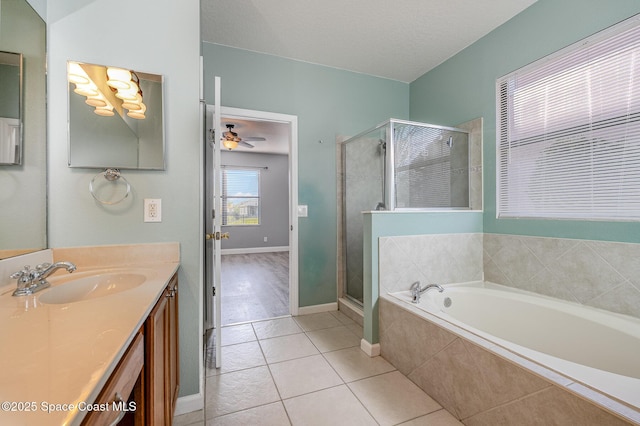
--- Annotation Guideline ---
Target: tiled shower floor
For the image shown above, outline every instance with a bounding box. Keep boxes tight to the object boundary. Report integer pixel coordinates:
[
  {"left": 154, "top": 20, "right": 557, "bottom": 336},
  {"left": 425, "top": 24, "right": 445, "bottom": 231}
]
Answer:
[{"left": 174, "top": 311, "right": 462, "bottom": 425}]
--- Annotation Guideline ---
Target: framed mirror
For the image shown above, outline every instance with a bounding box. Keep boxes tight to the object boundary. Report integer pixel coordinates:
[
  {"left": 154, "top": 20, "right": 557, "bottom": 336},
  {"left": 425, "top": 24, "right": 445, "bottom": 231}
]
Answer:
[
  {"left": 67, "top": 61, "right": 165, "bottom": 170},
  {"left": 0, "top": 0, "right": 47, "bottom": 258},
  {"left": 0, "top": 51, "right": 23, "bottom": 165}
]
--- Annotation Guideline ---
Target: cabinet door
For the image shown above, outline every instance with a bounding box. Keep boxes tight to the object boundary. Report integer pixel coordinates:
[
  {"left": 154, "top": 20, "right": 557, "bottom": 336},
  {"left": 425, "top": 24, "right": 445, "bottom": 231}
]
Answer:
[{"left": 146, "top": 293, "right": 168, "bottom": 425}]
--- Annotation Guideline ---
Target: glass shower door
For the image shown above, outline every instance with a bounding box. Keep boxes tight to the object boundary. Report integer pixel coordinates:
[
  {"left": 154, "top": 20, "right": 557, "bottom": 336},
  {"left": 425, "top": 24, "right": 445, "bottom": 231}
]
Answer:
[{"left": 342, "top": 126, "right": 386, "bottom": 304}]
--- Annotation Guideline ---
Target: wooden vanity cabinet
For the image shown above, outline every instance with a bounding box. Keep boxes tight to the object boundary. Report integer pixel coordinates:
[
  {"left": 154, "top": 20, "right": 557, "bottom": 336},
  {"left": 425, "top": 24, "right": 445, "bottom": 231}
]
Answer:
[
  {"left": 145, "top": 274, "right": 179, "bottom": 425},
  {"left": 81, "top": 331, "right": 145, "bottom": 426}
]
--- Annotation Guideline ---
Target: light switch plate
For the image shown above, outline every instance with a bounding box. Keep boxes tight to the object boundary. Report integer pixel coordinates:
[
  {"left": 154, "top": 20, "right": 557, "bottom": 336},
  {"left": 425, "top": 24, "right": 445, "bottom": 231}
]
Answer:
[
  {"left": 297, "top": 205, "right": 308, "bottom": 217},
  {"left": 144, "top": 198, "right": 162, "bottom": 222}
]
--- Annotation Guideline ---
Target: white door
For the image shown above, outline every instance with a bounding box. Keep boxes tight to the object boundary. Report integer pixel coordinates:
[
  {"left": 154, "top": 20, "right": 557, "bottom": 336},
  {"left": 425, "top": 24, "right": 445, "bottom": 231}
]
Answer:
[{"left": 204, "top": 76, "right": 224, "bottom": 368}]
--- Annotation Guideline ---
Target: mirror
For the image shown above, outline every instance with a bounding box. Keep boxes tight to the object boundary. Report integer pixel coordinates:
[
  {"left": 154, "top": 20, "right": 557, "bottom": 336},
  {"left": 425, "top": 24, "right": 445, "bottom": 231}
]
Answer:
[
  {"left": 67, "top": 61, "right": 165, "bottom": 170},
  {"left": 0, "top": 0, "right": 47, "bottom": 258},
  {"left": 0, "top": 51, "right": 22, "bottom": 165}
]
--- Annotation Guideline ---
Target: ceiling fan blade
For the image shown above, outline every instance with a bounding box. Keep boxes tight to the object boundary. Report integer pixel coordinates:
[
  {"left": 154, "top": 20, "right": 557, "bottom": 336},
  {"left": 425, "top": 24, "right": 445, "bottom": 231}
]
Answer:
[
  {"left": 242, "top": 137, "right": 266, "bottom": 142},
  {"left": 238, "top": 141, "right": 254, "bottom": 148}
]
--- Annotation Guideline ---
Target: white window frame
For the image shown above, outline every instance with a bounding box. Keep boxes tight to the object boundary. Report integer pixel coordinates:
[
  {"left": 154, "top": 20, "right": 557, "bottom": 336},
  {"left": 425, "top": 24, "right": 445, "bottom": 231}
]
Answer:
[
  {"left": 496, "top": 15, "right": 640, "bottom": 221},
  {"left": 222, "top": 167, "right": 261, "bottom": 226}
]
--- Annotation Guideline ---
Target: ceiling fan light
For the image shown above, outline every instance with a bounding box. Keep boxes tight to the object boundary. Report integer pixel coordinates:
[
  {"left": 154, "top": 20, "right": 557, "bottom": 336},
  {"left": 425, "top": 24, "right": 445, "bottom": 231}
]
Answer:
[{"left": 223, "top": 139, "right": 238, "bottom": 150}]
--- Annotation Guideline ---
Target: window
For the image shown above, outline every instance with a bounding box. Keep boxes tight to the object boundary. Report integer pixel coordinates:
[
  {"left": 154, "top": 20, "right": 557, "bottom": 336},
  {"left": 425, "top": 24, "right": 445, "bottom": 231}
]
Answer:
[
  {"left": 496, "top": 16, "right": 640, "bottom": 221},
  {"left": 222, "top": 168, "right": 260, "bottom": 225}
]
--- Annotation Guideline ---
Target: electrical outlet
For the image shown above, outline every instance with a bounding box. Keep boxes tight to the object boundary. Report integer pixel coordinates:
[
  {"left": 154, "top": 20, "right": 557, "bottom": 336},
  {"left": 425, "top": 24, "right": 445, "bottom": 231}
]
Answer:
[
  {"left": 144, "top": 198, "right": 162, "bottom": 222},
  {"left": 264, "top": 237, "right": 268, "bottom": 242}
]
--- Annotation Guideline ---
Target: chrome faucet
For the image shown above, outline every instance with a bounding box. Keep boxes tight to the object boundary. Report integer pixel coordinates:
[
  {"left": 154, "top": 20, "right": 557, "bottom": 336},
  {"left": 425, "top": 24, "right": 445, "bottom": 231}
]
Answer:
[
  {"left": 410, "top": 281, "right": 444, "bottom": 303},
  {"left": 11, "top": 262, "right": 77, "bottom": 297}
]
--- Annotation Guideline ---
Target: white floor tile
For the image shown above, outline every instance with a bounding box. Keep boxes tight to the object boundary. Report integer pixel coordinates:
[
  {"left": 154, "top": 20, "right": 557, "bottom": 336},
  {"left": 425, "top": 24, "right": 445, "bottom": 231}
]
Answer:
[
  {"left": 323, "top": 347, "right": 396, "bottom": 382},
  {"left": 329, "top": 310, "right": 357, "bottom": 326},
  {"left": 306, "top": 325, "right": 361, "bottom": 353},
  {"left": 293, "top": 312, "right": 342, "bottom": 331},
  {"left": 252, "top": 317, "right": 303, "bottom": 340},
  {"left": 208, "top": 402, "right": 290, "bottom": 426},
  {"left": 258, "top": 333, "right": 319, "bottom": 363},
  {"left": 203, "top": 317, "right": 459, "bottom": 426},
  {"left": 221, "top": 323, "right": 257, "bottom": 346},
  {"left": 398, "top": 409, "right": 464, "bottom": 425},
  {"left": 209, "top": 341, "right": 266, "bottom": 376},
  {"left": 269, "top": 354, "right": 343, "bottom": 399},
  {"left": 173, "top": 408, "right": 204, "bottom": 426},
  {"left": 283, "top": 385, "right": 377, "bottom": 426},
  {"left": 346, "top": 322, "right": 364, "bottom": 339},
  {"left": 206, "top": 366, "right": 280, "bottom": 418},
  {"left": 348, "top": 371, "right": 442, "bottom": 426}
]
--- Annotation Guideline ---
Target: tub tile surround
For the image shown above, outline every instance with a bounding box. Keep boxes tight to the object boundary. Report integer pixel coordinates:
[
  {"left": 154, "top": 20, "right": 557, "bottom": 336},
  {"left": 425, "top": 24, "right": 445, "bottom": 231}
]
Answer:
[
  {"left": 377, "top": 232, "right": 640, "bottom": 424},
  {"left": 379, "top": 297, "right": 636, "bottom": 425},
  {"left": 484, "top": 234, "right": 640, "bottom": 319},
  {"left": 379, "top": 233, "right": 483, "bottom": 295}
]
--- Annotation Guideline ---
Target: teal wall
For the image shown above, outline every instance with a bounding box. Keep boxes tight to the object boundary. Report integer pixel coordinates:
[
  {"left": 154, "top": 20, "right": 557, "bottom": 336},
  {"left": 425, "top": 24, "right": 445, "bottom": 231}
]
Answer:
[
  {"left": 202, "top": 43, "right": 409, "bottom": 307},
  {"left": 48, "top": 0, "right": 202, "bottom": 398},
  {"left": 363, "top": 211, "right": 483, "bottom": 344},
  {"left": 410, "top": 0, "right": 640, "bottom": 243}
]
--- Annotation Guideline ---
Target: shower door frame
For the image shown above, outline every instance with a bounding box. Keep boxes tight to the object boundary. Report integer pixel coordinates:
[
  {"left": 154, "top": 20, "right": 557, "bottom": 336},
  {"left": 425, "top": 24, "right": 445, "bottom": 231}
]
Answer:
[{"left": 340, "top": 118, "right": 471, "bottom": 306}]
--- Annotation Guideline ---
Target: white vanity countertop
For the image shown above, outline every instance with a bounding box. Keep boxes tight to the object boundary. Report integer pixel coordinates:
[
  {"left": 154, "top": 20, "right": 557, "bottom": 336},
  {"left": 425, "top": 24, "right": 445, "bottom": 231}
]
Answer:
[{"left": 0, "top": 260, "right": 179, "bottom": 425}]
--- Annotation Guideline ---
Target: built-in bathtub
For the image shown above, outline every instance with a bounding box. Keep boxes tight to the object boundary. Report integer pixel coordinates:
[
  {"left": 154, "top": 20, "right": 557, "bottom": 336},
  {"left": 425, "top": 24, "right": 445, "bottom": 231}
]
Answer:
[{"left": 380, "top": 281, "right": 640, "bottom": 425}]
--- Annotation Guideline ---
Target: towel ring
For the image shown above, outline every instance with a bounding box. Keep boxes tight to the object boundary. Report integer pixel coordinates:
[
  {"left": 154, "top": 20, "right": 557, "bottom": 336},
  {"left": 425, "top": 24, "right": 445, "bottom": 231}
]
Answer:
[{"left": 89, "top": 168, "right": 131, "bottom": 205}]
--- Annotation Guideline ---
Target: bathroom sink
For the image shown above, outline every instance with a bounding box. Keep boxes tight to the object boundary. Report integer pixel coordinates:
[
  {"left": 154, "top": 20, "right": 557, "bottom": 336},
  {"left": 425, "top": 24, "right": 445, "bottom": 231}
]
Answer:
[{"left": 39, "top": 271, "right": 149, "bottom": 304}]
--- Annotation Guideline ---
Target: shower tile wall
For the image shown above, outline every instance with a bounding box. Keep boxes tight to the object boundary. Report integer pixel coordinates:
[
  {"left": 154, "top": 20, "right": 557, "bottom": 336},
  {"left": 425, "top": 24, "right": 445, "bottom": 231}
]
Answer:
[
  {"left": 457, "top": 117, "right": 483, "bottom": 211},
  {"left": 379, "top": 233, "right": 483, "bottom": 295},
  {"left": 343, "top": 135, "right": 385, "bottom": 302},
  {"left": 484, "top": 234, "right": 640, "bottom": 319}
]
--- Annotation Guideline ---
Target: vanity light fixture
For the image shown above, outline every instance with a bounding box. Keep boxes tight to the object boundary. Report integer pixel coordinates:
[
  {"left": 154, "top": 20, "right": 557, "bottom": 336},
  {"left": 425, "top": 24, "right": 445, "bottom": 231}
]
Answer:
[
  {"left": 107, "top": 67, "right": 146, "bottom": 119},
  {"left": 68, "top": 62, "right": 147, "bottom": 119},
  {"left": 127, "top": 103, "right": 147, "bottom": 119},
  {"left": 68, "top": 63, "right": 115, "bottom": 116}
]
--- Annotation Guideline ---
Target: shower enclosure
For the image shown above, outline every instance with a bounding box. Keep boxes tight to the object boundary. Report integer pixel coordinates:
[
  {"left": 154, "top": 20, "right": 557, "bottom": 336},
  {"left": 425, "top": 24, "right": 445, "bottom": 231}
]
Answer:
[{"left": 341, "top": 119, "right": 470, "bottom": 305}]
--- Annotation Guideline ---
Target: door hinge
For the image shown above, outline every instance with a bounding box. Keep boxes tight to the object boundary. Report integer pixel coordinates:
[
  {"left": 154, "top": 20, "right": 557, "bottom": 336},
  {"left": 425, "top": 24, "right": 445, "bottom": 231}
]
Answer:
[
  {"left": 212, "top": 286, "right": 216, "bottom": 296},
  {"left": 212, "top": 209, "right": 215, "bottom": 219}
]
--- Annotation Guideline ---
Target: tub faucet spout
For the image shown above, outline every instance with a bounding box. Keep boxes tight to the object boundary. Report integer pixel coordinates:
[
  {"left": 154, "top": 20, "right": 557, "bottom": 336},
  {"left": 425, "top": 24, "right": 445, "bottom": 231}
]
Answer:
[{"left": 410, "top": 281, "right": 444, "bottom": 303}]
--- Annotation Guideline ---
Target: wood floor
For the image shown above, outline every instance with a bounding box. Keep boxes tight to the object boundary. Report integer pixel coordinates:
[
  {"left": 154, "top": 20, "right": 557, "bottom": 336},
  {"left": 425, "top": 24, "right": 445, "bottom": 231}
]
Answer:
[{"left": 220, "top": 251, "right": 289, "bottom": 325}]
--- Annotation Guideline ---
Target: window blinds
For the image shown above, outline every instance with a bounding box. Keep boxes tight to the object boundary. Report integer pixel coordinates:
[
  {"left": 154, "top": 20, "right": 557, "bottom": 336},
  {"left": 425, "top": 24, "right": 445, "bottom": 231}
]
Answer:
[
  {"left": 497, "top": 16, "right": 640, "bottom": 220},
  {"left": 222, "top": 168, "right": 260, "bottom": 225}
]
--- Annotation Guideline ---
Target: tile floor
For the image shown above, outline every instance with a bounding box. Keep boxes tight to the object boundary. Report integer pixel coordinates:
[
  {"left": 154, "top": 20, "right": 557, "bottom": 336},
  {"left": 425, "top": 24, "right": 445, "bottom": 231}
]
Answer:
[{"left": 174, "top": 311, "right": 462, "bottom": 426}]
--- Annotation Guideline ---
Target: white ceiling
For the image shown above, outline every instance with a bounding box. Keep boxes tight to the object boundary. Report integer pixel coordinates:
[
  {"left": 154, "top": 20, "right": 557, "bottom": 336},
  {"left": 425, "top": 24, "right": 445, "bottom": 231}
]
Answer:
[
  {"left": 204, "top": 0, "right": 537, "bottom": 154},
  {"left": 201, "top": 0, "right": 537, "bottom": 83},
  {"left": 221, "top": 117, "right": 290, "bottom": 155}
]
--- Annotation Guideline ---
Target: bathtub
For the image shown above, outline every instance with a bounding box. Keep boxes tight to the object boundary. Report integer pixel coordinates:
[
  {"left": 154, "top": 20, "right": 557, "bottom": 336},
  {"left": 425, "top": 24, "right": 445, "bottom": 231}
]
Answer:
[{"left": 386, "top": 281, "right": 640, "bottom": 422}]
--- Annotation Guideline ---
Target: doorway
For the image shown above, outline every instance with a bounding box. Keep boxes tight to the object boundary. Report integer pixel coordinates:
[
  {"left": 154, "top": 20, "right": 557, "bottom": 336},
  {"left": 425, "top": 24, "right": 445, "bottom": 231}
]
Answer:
[{"left": 204, "top": 106, "right": 299, "bottom": 338}]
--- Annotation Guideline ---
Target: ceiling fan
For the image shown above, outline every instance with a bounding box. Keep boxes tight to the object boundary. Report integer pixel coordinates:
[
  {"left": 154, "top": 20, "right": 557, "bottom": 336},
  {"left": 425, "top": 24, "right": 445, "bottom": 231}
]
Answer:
[{"left": 221, "top": 123, "right": 266, "bottom": 150}]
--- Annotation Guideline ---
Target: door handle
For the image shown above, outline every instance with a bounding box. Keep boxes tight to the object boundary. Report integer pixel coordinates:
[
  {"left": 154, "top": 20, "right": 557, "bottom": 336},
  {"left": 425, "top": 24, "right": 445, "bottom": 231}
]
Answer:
[{"left": 205, "top": 232, "right": 230, "bottom": 240}]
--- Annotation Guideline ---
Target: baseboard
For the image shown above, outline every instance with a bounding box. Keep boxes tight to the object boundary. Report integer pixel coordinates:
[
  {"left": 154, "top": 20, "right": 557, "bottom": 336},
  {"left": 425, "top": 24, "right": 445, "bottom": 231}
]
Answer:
[
  {"left": 360, "top": 339, "right": 381, "bottom": 357},
  {"left": 297, "top": 302, "right": 338, "bottom": 315},
  {"left": 174, "top": 392, "right": 204, "bottom": 416},
  {"left": 221, "top": 246, "right": 289, "bottom": 255}
]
